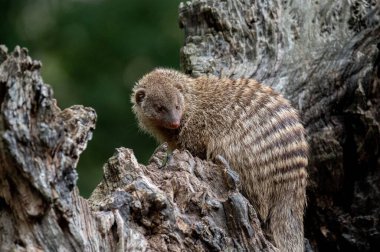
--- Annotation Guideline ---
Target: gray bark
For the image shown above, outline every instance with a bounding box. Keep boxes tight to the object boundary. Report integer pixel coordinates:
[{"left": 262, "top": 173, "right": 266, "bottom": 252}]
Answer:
[
  {"left": 180, "top": 0, "right": 380, "bottom": 251},
  {"left": 0, "top": 45, "right": 275, "bottom": 251},
  {"left": 0, "top": 46, "right": 113, "bottom": 251}
]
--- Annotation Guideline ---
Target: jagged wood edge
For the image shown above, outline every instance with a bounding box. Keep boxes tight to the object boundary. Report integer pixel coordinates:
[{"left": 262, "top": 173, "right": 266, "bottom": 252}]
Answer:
[{"left": 0, "top": 45, "right": 277, "bottom": 251}]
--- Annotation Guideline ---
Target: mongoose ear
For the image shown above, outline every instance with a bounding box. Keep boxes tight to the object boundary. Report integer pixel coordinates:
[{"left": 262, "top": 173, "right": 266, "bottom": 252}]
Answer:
[
  {"left": 174, "top": 82, "right": 184, "bottom": 92},
  {"left": 135, "top": 88, "right": 146, "bottom": 104}
]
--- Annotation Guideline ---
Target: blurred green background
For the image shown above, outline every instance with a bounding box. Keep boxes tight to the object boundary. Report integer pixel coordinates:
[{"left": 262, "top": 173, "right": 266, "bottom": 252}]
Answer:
[{"left": 0, "top": 0, "right": 182, "bottom": 197}]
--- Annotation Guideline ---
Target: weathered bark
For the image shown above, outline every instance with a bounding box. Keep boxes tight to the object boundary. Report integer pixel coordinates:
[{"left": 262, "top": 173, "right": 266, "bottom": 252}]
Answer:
[
  {"left": 179, "top": 0, "right": 380, "bottom": 251},
  {"left": 0, "top": 45, "right": 115, "bottom": 251},
  {"left": 0, "top": 45, "right": 275, "bottom": 251}
]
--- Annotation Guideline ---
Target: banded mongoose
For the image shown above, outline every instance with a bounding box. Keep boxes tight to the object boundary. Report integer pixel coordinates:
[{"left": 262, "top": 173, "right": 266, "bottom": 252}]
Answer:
[{"left": 131, "top": 68, "right": 308, "bottom": 252}]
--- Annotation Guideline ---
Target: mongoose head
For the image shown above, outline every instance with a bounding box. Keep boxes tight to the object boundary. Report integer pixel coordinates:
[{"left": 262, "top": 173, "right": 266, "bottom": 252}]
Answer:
[{"left": 131, "top": 68, "right": 190, "bottom": 130}]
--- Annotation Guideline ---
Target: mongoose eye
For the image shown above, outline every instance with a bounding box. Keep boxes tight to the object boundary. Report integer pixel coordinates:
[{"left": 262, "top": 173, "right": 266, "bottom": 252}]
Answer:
[
  {"left": 175, "top": 105, "right": 180, "bottom": 110},
  {"left": 135, "top": 89, "right": 146, "bottom": 104}
]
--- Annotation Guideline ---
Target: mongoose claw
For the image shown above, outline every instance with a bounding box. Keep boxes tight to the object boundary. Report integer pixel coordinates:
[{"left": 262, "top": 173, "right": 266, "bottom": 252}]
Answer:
[
  {"left": 215, "top": 155, "right": 231, "bottom": 169},
  {"left": 159, "top": 152, "right": 173, "bottom": 169},
  {"left": 153, "top": 142, "right": 168, "bottom": 155},
  {"left": 149, "top": 143, "right": 170, "bottom": 168},
  {"left": 215, "top": 155, "right": 240, "bottom": 191}
]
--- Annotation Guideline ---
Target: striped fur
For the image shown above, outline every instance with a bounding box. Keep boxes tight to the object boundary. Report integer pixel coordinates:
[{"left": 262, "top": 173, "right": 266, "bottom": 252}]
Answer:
[{"left": 132, "top": 69, "right": 308, "bottom": 252}]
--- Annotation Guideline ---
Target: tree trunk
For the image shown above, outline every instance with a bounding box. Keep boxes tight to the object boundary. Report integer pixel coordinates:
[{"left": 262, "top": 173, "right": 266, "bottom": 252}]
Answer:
[
  {"left": 179, "top": 0, "right": 380, "bottom": 251},
  {"left": 1, "top": 0, "right": 379, "bottom": 252}
]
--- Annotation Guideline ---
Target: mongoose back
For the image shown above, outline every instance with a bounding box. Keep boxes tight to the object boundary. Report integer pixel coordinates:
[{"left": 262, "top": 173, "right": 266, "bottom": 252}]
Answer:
[{"left": 131, "top": 68, "right": 308, "bottom": 252}]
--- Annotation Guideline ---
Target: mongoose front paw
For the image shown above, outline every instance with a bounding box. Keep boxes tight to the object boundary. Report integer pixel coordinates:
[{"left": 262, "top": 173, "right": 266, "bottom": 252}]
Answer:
[
  {"left": 215, "top": 155, "right": 240, "bottom": 191},
  {"left": 149, "top": 143, "right": 170, "bottom": 168}
]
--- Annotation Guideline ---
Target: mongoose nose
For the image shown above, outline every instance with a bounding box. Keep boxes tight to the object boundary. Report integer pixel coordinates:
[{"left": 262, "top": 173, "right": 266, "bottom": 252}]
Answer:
[{"left": 167, "top": 121, "right": 180, "bottom": 129}]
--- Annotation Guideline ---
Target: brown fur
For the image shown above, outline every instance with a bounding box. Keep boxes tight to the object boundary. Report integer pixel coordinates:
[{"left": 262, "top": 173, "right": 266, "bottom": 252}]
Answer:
[{"left": 131, "top": 68, "right": 308, "bottom": 252}]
